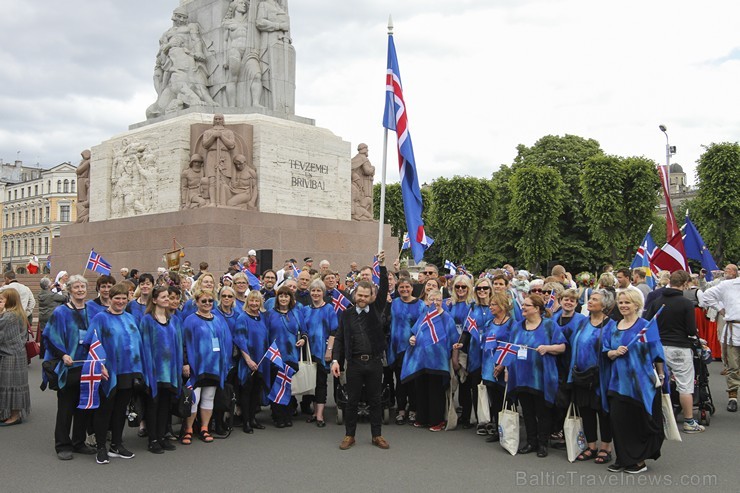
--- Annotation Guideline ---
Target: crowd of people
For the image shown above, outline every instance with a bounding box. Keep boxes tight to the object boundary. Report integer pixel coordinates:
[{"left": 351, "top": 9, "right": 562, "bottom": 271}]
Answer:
[{"left": 0, "top": 253, "right": 737, "bottom": 475}]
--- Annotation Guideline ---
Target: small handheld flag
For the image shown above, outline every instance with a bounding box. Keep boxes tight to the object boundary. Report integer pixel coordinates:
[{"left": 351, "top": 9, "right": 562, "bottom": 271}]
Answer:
[
  {"left": 483, "top": 333, "right": 498, "bottom": 351},
  {"left": 264, "top": 341, "right": 285, "bottom": 370},
  {"left": 401, "top": 232, "right": 411, "bottom": 251},
  {"left": 444, "top": 260, "right": 457, "bottom": 275},
  {"left": 331, "top": 289, "right": 351, "bottom": 313},
  {"left": 291, "top": 263, "right": 301, "bottom": 278},
  {"left": 544, "top": 289, "right": 557, "bottom": 310},
  {"left": 493, "top": 342, "right": 521, "bottom": 367},
  {"left": 463, "top": 310, "right": 479, "bottom": 341},
  {"left": 86, "top": 249, "right": 112, "bottom": 275},
  {"left": 628, "top": 306, "right": 664, "bottom": 347},
  {"left": 267, "top": 365, "right": 295, "bottom": 405},
  {"left": 372, "top": 255, "right": 381, "bottom": 285},
  {"left": 78, "top": 329, "right": 107, "bottom": 410}
]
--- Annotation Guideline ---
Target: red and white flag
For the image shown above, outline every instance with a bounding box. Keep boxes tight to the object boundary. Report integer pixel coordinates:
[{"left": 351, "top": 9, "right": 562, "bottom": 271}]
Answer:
[{"left": 651, "top": 231, "right": 688, "bottom": 272}]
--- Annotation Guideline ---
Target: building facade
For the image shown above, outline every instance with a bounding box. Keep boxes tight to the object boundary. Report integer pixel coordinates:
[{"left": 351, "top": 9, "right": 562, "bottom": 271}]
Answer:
[{"left": 0, "top": 162, "right": 78, "bottom": 273}]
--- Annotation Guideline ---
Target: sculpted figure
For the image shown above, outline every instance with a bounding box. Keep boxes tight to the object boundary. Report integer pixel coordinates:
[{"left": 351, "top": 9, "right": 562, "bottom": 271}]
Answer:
[
  {"left": 225, "top": 154, "right": 258, "bottom": 209},
  {"left": 110, "top": 139, "right": 157, "bottom": 217},
  {"left": 256, "top": 0, "right": 295, "bottom": 113},
  {"left": 181, "top": 154, "right": 208, "bottom": 209},
  {"left": 351, "top": 143, "right": 375, "bottom": 221},
  {"left": 223, "top": 0, "right": 263, "bottom": 107},
  {"left": 76, "top": 149, "right": 91, "bottom": 223},
  {"left": 201, "top": 114, "right": 236, "bottom": 206}
]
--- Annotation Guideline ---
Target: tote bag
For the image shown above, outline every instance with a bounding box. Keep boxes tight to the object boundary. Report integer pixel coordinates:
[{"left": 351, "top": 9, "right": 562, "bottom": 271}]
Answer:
[
  {"left": 292, "top": 339, "right": 317, "bottom": 396},
  {"left": 564, "top": 402, "right": 587, "bottom": 462},
  {"left": 476, "top": 382, "right": 491, "bottom": 424},
  {"left": 498, "top": 384, "right": 519, "bottom": 455},
  {"left": 661, "top": 393, "right": 682, "bottom": 442}
]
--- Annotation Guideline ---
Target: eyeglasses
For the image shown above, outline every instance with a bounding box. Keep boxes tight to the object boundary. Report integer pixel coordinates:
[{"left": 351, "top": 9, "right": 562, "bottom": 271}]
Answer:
[
  {"left": 199, "top": 299, "right": 214, "bottom": 304},
  {"left": 530, "top": 289, "right": 544, "bottom": 294},
  {"left": 234, "top": 281, "right": 247, "bottom": 285},
  {"left": 220, "top": 295, "right": 234, "bottom": 299},
  {"left": 454, "top": 285, "right": 468, "bottom": 290},
  {"left": 522, "top": 303, "right": 535, "bottom": 308},
  {"left": 424, "top": 271, "right": 435, "bottom": 275},
  {"left": 475, "top": 286, "right": 491, "bottom": 291}
]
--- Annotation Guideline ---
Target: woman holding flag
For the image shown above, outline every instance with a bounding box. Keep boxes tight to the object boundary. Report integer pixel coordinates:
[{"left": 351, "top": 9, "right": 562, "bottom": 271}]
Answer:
[
  {"left": 444, "top": 275, "right": 474, "bottom": 329},
  {"left": 402, "top": 289, "right": 457, "bottom": 431},
  {"left": 602, "top": 290, "right": 665, "bottom": 474},
  {"left": 508, "top": 293, "right": 566, "bottom": 457}
]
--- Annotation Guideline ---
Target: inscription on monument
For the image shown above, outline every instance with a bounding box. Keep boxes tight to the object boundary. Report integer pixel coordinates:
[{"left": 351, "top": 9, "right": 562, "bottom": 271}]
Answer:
[{"left": 288, "top": 158, "right": 328, "bottom": 191}]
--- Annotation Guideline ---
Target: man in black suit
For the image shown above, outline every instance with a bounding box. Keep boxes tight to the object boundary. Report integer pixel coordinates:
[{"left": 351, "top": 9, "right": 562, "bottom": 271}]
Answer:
[{"left": 332, "top": 251, "right": 389, "bottom": 450}]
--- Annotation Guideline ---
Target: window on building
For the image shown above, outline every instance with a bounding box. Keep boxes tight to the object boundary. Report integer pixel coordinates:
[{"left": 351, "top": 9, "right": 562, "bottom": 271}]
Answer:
[
  {"left": 7, "top": 192, "right": 10, "bottom": 201},
  {"left": 24, "top": 210, "right": 28, "bottom": 225},
  {"left": 71, "top": 180, "right": 76, "bottom": 193},
  {"left": 10, "top": 241, "right": 14, "bottom": 256},
  {"left": 47, "top": 180, "right": 50, "bottom": 193},
  {"left": 14, "top": 190, "right": 17, "bottom": 200},
  {"left": 3, "top": 242, "right": 6, "bottom": 257},
  {"left": 34, "top": 185, "right": 38, "bottom": 196},
  {"left": 57, "top": 180, "right": 61, "bottom": 193},
  {"left": 11, "top": 213, "right": 15, "bottom": 228},
  {"left": 21, "top": 189, "right": 24, "bottom": 198},
  {"left": 16, "top": 240, "right": 20, "bottom": 255},
  {"left": 39, "top": 208, "right": 43, "bottom": 223},
  {"left": 63, "top": 180, "right": 69, "bottom": 193},
  {"left": 30, "top": 238, "right": 34, "bottom": 254},
  {"left": 27, "top": 187, "right": 31, "bottom": 197},
  {"left": 45, "top": 206, "right": 50, "bottom": 222},
  {"left": 31, "top": 209, "right": 35, "bottom": 224},
  {"left": 60, "top": 205, "right": 70, "bottom": 222},
  {"left": 44, "top": 237, "right": 49, "bottom": 254},
  {"left": 3, "top": 214, "right": 7, "bottom": 228}
]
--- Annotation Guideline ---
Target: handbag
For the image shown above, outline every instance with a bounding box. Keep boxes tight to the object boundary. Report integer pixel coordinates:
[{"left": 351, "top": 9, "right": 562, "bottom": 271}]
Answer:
[
  {"left": 292, "top": 339, "right": 317, "bottom": 396},
  {"left": 497, "top": 384, "right": 520, "bottom": 455},
  {"left": 661, "top": 392, "right": 682, "bottom": 442},
  {"left": 126, "top": 394, "right": 145, "bottom": 428},
  {"left": 41, "top": 358, "right": 60, "bottom": 391},
  {"left": 213, "top": 382, "right": 237, "bottom": 414},
  {"left": 25, "top": 329, "right": 40, "bottom": 363},
  {"left": 171, "top": 387, "right": 194, "bottom": 419},
  {"left": 476, "top": 382, "right": 491, "bottom": 424},
  {"left": 564, "top": 402, "right": 587, "bottom": 462}
]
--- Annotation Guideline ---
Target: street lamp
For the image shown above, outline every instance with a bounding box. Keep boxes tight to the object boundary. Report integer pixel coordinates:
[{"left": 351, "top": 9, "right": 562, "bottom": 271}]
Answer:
[{"left": 658, "top": 124, "right": 676, "bottom": 169}]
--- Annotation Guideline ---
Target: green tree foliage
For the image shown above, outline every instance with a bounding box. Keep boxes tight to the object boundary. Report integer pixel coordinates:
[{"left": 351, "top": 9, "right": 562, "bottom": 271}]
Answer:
[
  {"left": 621, "top": 157, "right": 661, "bottom": 257},
  {"left": 373, "top": 183, "right": 405, "bottom": 248},
  {"left": 508, "top": 165, "right": 564, "bottom": 272},
  {"left": 581, "top": 155, "right": 627, "bottom": 263}
]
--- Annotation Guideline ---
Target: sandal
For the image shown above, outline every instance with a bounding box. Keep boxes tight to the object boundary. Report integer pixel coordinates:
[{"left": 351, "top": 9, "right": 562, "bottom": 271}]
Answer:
[
  {"left": 199, "top": 429, "right": 214, "bottom": 443},
  {"left": 576, "top": 448, "right": 598, "bottom": 461},
  {"left": 594, "top": 449, "right": 612, "bottom": 464},
  {"left": 181, "top": 431, "right": 193, "bottom": 446}
]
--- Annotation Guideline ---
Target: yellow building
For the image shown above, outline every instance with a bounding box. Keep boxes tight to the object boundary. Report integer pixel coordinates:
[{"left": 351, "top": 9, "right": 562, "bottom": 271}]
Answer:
[{"left": 0, "top": 162, "right": 78, "bottom": 273}]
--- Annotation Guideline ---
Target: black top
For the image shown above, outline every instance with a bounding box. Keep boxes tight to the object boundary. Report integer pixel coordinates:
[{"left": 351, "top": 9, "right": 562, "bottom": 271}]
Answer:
[
  {"left": 351, "top": 310, "right": 372, "bottom": 356},
  {"left": 295, "top": 290, "right": 311, "bottom": 306},
  {"left": 645, "top": 287, "right": 697, "bottom": 348}
]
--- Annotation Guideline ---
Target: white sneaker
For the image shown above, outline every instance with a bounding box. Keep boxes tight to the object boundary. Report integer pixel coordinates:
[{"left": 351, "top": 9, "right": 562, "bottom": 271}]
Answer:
[{"left": 682, "top": 420, "right": 705, "bottom": 433}]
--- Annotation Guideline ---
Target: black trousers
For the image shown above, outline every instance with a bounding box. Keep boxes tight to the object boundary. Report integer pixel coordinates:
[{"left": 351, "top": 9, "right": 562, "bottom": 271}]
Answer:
[
  {"left": 314, "top": 365, "right": 328, "bottom": 404},
  {"left": 345, "top": 357, "right": 383, "bottom": 438},
  {"left": 414, "top": 374, "right": 445, "bottom": 426},
  {"left": 54, "top": 367, "right": 91, "bottom": 453},
  {"left": 393, "top": 353, "right": 416, "bottom": 413},
  {"left": 581, "top": 403, "right": 612, "bottom": 443},
  {"left": 239, "top": 372, "right": 265, "bottom": 421},
  {"left": 518, "top": 392, "right": 552, "bottom": 447},
  {"left": 459, "top": 369, "right": 482, "bottom": 423},
  {"left": 93, "top": 387, "right": 133, "bottom": 449},
  {"left": 486, "top": 383, "right": 508, "bottom": 426},
  {"left": 145, "top": 388, "right": 172, "bottom": 444}
]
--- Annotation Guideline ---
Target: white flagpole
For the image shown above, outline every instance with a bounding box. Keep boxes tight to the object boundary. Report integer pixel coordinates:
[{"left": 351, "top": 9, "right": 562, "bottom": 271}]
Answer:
[{"left": 378, "top": 15, "right": 393, "bottom": 254}]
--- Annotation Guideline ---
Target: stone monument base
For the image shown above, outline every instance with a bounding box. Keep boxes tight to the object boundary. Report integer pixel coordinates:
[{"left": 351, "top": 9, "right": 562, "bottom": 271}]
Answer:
[{"left": 52, "top": 208, "right": 398, "bottom": 278}]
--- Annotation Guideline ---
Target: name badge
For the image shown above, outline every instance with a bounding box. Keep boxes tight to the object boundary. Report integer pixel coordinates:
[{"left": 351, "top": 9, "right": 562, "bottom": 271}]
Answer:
[
  {"left": 212, "top": 337, "right": 221, "bottom": 352},
  {"left": 79, "top": 330, "right": 87, "bottom": 345},
  {"left": 455, "top": 324, "right": 463, "bottom": 336},
  {"left": 517, "top": 346, "right": 528, "bottom": 360}
]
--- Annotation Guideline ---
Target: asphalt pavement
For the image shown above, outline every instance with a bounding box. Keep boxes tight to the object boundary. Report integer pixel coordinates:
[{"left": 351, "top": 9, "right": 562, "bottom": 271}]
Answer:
[{"left": 1, "top": 360, "right": 737, "bottom": 493}]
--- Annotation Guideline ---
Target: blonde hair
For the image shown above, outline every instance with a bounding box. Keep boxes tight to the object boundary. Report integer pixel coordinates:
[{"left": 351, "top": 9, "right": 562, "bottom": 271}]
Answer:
[
  {"left": 1, "top": 288, "right": 28, "bottom": 327},
  {"left": 617, "top": 289, "right": 644, "bottom": 314},
  {"left": 243, "top": 289, "right": 265, "bottom": 313},
  {"left": 449, "top": 275, "right": 474, "bottom": 305}
]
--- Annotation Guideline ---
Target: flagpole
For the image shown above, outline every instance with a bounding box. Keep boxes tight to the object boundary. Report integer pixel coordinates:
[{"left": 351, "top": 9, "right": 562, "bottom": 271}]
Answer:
[{"left": 378, "top": 15, "right": 393, "bottom": 253}]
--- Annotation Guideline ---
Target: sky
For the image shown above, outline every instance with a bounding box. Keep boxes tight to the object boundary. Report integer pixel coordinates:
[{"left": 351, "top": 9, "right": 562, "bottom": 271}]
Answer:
[{"left": 1, "top": 0, "right": 740, "bottom": 186}]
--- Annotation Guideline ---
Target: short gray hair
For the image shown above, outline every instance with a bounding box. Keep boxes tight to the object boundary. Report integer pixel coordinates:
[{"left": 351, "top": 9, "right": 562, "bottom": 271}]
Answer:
[
  {"left": 40, "top": 277, "right": 52, "bottom": 290},
  {"left": 67, "top": 274, "right": 88, "bottom": 289},
  {"left": 309, "top": 279, "right": 326, "bottom": 293},
  {"left": 591, "top": 288, "right": 615, "bottom": 312}
]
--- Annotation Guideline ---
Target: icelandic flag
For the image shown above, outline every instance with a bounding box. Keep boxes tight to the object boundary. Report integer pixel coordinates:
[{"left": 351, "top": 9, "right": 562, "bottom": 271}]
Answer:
[
  {"left": 78, "top": 329, "right": 107, "bottom": 410},
  {"left": 628, "top": 306, "right": 664, "bottom": 347},
  {"left": 544, "top": 289, "right": 557, "bottom": 310},
  {"left": 331, "top": 288, "right": 351, "bottom": 313},
  {"left": 86, "top": 249, "right": 112, "bottom": 275},
  {"left": 372, "top": 255, "right": 381, "bottom": 285},
  {"left": 237, "top": 262, "right": 262, "bottom": 290},
  {"left": 493, "top": 342, "right": 521, "bottom": 367},
  {"left": 383, "top": 34, "right": 433, "bottom": 263},
  {"left": 267, "top": 365, "right": 296, "bottom": 406},
  {"left": 463, "top": 309, "right": 480, "bottom": 341},
  {"left": 444, "top": 260, "right": 457, "bottom": 275},
  {"left": 683, "top": 215, "right": 718, "bottom": 281},
  {"left": 264, "top": 341, "right": 285, "bottom": 370},
  {"left": 630, "top": 230, "right": 658, "bottom": 289},
  {"left": 483, "top": 333, "right": 498, "bottom": 351},
  {"left": 401, "top": 232, "right": 411, "bottom": 251},
  {"left": 414, "top": 308, "right": 446, "bottom": 349}
]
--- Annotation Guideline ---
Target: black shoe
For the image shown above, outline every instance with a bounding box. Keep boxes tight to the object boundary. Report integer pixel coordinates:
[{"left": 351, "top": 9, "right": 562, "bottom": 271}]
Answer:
[
  {"left": 96, "top": 448, "right": 110, "bottom": 465},
  {"left": 285, "top": 420, "right": 293, "bottom": 427},
  {"left": 243, "top": 423, "right": 254, "bottom": 434},
  {"left": 137, "top": 428, "right": 148, "bottom": 438},
  {"left": 108, "top": 444, "right": 135, "bottom": 459},
  {"left": 460, "top": 420, "right": 472, "bottom": 429},
  {"left": 728, "top": 400, "right": 738, "bottom": 412},
  {"left": 148, "top": 441, "right": 164, "bottom": 454},
  {"left": 72, "top": 444, "right": 96, "bottom": 455},
  {"left": 518, "top": 444, "right": 536, "bottom": 454},
  {"left": 486, "top": 433, "right": 500, "bottom": 443},
  {"left": 160, "top": 440, "right": 176, "bottom": 451},
  {"left": 57, "top": 450, "right": 73, "bottom": 461},
  {"left": 607, "top": 463, "right": 625, "bottom": 473},
  {"left": 275, "top": 422, "right": 286, "bottom": 429},
  {"left": 316, "top": 420, "right": 326, "bottom": 428},
  {"left": 250, "top": 419, "right": 265, "bottom": 430},
  {"left": 537, "top": 445, "right": 548, "bottom": 458},
  {"left": 624, "top": 463, "right": 647, "bottom": 474}
]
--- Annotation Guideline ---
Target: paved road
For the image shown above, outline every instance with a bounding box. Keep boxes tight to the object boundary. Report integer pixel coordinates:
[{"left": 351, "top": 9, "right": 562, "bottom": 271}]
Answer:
[{"left": 1, "top": 360, "right": 736, "bottom": 493}]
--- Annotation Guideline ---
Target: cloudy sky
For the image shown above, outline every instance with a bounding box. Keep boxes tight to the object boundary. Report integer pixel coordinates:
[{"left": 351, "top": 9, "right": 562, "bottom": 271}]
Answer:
[{"left": 1, "top": 0, "right": 739, "bottom": 186}]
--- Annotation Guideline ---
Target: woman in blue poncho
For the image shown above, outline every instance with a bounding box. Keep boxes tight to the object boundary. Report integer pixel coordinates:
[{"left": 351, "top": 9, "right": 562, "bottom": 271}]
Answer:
[
  {"left": 182, "top": 288, "right": 232, "bottom": 444},
  {"left": 125, "top": 273, "right": 154, "bottom": 324},
  {"left": 568, "top": 289, "right": 616, "bottom": 464},
  {"left": 603, "top": 290, "right": 664, "bottom": 474},
  {"left": 265, "top": 285, "right": 306, "bottom": 428},
  {"left": 389, "top": 278, "right": 425, "bottom": 424},
  {"left": 509, "top": 293, "right": 566, "bottom": 458},
  {"left": 234, "top": 291, "right": 270, "bottom": 433},
  {"left": 43, "top": 274, "right": 97, "bottom": 460},
  {"left": 88, "top": 282, "right": 146, "bottom": 464},
  {"left": 303, "top": 279, "right": 338, "bottom": 427},
  {"left": 444, "top": 275, "right": 474, "bottom": 330},
  {"left": 139, "top": 286, "right": 183, "bottom": 454},
  {"left": 180, "top": 272, "right": 217, "bottom": 320}
]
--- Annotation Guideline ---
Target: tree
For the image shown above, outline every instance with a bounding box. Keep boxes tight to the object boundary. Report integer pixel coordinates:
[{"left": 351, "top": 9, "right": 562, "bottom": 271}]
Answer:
[
  {"left": 621, "top": 156, "right": 661, "bottom": 258},
  {"left": 508, "top": 165, "right": 564, "bottom": 273},
  {"left": 373, "top": 183, "right": 405, "bottom": 249}
]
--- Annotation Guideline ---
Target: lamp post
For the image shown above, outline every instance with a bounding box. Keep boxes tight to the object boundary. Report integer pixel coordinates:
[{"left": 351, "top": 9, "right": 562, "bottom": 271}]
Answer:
[
  {"left": 659, "top": 124, "right": 678, "bottom": 241},
  {"left": 658, "top": 124, "right": 676, "bottom": 170}
]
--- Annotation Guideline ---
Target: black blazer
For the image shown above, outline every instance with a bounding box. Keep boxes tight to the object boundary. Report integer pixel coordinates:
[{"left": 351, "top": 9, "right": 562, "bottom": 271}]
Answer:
[{"left": 332, "top": 266, "right": 389, "bottom": 366}]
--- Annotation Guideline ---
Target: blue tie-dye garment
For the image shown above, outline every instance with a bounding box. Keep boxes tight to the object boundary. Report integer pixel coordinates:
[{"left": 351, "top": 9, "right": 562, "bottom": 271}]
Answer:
[
  {"left": 400, "top": 308, "right": 457, "bottom": 383},
  {"left": 555, "top": 312, "right": 586, "bottom": 377},
  {"left": 43, "top": 304, "right": 95, "bottom": 388},
  {"left": 508, "top": 318, "right": 567, "bottom": 405},
  {"left": 304, "top": 303, "right": 338, "bottom": 369},
  {"left": 233, "top": 313, "right": 271, "bottom": 387},
  {"left": 181, "top": 299, "right": 198, "bottom": 321},
  {"left": 481, "top": 317, "right": 515, "bottom": 386},
  {"left": 85, "top": 299, "right": 108, "bottom": 319},
  {"left": 265, "top": 308, "right": 305, "bottom": 365},
  {"left": 182, "top": 312, "right": 233, "bottom": 388},
  {"left": 443, "top": 299, "right": 472, "bottom": 327},
  {"left": 567, "top": 317, "right": 615, "bottom": 401},
  {"left": 125, "top": 299, "right": 148, "bottom": 325},
  {"left": 215, "top": 307, "right": 246, "bottom": 341},
  {"left": 139, "top": 313, "right": 183, "bottom": 398},
  {"left": 464, "top": 304, "right": 493, "bottom": 372},
  {"left": 87, "top": 310, "right": 146, "bottom": 396},
  {"left": 234, "top": 298, "right": 245, "bottom": 313},
  {"left": 602, "top": 317, "right": 665, "bottom": 415},
  {"left": 389, "top": 298, "right": 425, "bottom": 367}
]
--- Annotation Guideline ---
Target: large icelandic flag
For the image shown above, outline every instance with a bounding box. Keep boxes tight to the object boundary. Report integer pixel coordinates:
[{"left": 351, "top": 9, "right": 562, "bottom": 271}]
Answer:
[
  {"left": 86, "top": 249, "right": 112, "bottom": 275},
  {"left": 383, "top": 34, "right": 432, "bottom": 263},
  {"left": 683, "top": 215, "right": 718, "bottom": 281},
  {"left": 267, "top": 365, "right": 295, "bottom": 406},
  {"left": 78, "top": 329, "right": 107, "bottom": 410},
  {"left": 414, "top": 308, "right": 446, "bottom": 349},
  {"left": 630, "top": 230, "right": 658, "bottom": 289}
]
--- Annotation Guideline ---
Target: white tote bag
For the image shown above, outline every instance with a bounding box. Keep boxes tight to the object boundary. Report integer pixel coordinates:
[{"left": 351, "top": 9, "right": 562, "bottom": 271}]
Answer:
[
  {"left": 661, "top": 393, "right": 682, "bottom": 442},
  {"left": 564, "top": 402, "right": 587, "bottom": 462},
  {"left": 498, "top": 384, "right": 519, "bottom": 455},
  {"left": 292, "top": 340, "right": 317, "bottom": 396},
  {"left": 476, "top": 383, "right": 491, "bottom": 424}
]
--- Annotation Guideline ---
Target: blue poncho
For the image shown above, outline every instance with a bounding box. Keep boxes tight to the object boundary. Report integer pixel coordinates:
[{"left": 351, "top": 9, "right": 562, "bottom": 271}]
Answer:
[
  {"left": 233, "top": 312, "right": 271, "bottom": 386},
  {"left": 215, "top": 306, "right": 247, "bottom": 341},
  {"left": 182, "top": 312, "right": 233, "bottom": 388},
  {"left": 125, "top": 299, "right": 148, "bottom": 325},
  {"left": 139, "top": 313, "right": 183, "bottom": 397},
  {"left": 87, "top": 310, "right": 146, "bottom": 396},
  {"left": 400, "top": 307, "right": 457, "bottom": 383},
  {"left": 602, "top": 318, "right": 665, "bottom": 415},
  {"left": 508, "top": 318, "right": 567, "bottom": 405},
  {"left": 389, "top": 298, "right": 425, "bottom": 367},
  {"left": 555, "top": 312, "right": 586, "bottom": 378},
  {"left": 303, "top": 303, "right": 338, "bottom": 369},
  {"left": 463, "top": 304, "right": 492, "bottom": 372},
  {"left": 43, "top": 304, "right": 95, "bottom": 388},
  {"left": 85, "top": 299, "right": 108, "bottom": 320},
  {"left": 567, "top": 317, "right": 616, "bottom": 403},
  {"left": 481, "top": 317, "right": 514, "bottom": 386},
  {"left": 265, "top": 307, "right": 305, "bottom": 365},
  {"left": 443, "top": 299, "right": 471, "bottom": 328}
]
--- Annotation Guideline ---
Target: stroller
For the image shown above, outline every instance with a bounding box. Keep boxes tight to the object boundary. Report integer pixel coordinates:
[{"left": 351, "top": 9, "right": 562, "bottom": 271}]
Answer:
[
  {"left": 670, "top": 337, "right": 715, "bottom": 426},
  {"left": 334, "top": 376, "right": 392, "bottom": 425}
]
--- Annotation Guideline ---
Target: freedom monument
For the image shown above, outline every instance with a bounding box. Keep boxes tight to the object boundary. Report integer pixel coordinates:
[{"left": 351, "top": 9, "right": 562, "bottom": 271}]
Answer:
[{"left": 54, "top": 0, "right": 396, "bottom": 273}]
